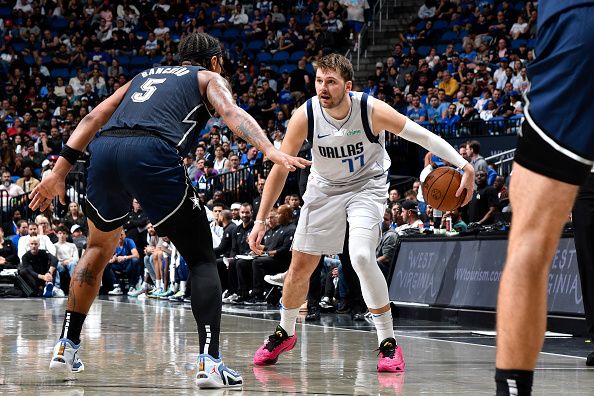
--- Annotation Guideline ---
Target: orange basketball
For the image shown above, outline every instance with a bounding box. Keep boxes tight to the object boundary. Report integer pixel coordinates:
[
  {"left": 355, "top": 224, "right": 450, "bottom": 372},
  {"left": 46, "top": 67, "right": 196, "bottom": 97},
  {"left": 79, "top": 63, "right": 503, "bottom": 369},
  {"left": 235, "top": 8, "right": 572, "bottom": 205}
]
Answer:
[{"left": 421, "top": 167, "right": 466, "bottom": 211}]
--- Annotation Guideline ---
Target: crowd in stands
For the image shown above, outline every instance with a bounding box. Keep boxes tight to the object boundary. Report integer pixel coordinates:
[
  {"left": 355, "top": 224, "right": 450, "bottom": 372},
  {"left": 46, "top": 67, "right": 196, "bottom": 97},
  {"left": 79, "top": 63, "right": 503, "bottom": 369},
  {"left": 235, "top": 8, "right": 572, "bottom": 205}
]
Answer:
[{"left": 365, "top": 0, "right": 535, "bottom": 136}]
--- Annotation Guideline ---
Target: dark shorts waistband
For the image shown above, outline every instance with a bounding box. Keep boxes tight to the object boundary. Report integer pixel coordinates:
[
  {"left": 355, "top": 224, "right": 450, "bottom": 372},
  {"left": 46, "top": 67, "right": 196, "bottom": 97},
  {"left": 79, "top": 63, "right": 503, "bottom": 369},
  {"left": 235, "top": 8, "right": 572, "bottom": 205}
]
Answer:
[{"left": 100, "top": 128, "right": 161, "bottom": 138}]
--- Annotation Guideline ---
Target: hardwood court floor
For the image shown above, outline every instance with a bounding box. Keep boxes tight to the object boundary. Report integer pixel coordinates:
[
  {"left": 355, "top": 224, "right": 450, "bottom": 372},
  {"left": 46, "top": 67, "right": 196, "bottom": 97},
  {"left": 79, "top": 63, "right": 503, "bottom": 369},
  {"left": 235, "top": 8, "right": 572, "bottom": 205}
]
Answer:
[{"left": 1, "top": 297, "right": 593, "bottom": 395}]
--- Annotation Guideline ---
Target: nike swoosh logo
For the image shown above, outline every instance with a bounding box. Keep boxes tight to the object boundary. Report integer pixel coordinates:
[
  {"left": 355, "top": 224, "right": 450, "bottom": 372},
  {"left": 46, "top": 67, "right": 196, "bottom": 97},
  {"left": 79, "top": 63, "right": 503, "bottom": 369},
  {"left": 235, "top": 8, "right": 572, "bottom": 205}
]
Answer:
[{"left": 317, "top": 134, "right": 331, "bottom": 139}]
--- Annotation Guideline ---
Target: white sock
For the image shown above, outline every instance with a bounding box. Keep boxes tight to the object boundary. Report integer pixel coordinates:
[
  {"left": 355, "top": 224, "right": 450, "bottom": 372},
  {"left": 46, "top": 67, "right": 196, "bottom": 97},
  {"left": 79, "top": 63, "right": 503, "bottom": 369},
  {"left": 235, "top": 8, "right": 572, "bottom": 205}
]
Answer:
[
  {"left": 279, "top": 305, "right": 299, "bottom": 337},
  {"left": 372, "top": 310, "right": 395, "bottom": 344},
  {"left": 180, "top": 281, "right": 187, "bottom": 293},
  {"left": 156, "top": 279, "right": 163, "bottom": 289}
]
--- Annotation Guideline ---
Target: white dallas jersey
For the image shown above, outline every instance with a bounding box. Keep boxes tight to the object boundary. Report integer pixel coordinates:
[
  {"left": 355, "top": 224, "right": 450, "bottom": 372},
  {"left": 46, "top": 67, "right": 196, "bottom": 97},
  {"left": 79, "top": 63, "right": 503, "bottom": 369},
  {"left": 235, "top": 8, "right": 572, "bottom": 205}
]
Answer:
[{"left": 305, "top": 92, "right": 391, "bottom": 186}]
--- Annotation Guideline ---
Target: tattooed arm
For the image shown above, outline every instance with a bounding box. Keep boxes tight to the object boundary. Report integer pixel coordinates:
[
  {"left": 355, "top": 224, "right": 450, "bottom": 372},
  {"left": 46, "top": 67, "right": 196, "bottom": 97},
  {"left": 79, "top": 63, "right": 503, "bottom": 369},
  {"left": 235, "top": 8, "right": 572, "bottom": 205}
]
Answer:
[
  {"left": 199, "top": 71, "right": 310, "bottom": 171},
  {"left": 203, "top": 72, "right": 274, "bottom": 153}
]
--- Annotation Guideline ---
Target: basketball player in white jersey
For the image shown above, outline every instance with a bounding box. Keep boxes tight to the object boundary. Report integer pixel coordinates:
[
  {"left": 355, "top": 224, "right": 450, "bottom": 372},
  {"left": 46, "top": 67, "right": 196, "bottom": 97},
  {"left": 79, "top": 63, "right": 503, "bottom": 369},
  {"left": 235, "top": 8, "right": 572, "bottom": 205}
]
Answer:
[{"left": 249, "top": 54, "right": 474, "bottom": 373}]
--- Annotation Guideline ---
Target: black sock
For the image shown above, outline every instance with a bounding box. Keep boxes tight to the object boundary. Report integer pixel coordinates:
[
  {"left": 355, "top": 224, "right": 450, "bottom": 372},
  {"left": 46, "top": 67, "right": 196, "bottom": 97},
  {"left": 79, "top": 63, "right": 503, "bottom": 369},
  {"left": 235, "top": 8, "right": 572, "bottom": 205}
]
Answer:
[
  {"left": 60, "top": 311, "right": 87, "bottom": 345},
  {"left": 189, "top": 266, "right": 222, "bottom": 359},
  {"left": 495, "top": 368, "right": 533, "bottom": 396}
]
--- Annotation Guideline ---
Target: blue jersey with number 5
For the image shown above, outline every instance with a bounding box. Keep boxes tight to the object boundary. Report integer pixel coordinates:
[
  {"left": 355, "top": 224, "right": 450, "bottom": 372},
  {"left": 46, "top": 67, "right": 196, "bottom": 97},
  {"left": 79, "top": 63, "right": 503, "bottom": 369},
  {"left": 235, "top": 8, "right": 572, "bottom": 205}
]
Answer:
[{"left": 101, "top": 65, "right": 212, "bottom": 155}]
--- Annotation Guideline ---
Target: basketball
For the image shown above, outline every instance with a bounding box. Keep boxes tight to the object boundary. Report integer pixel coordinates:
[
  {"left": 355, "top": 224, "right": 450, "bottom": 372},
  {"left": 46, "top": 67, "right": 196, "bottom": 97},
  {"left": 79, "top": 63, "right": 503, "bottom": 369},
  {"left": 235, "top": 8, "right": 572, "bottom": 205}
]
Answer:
[{"left": 421, "top": 167, "right": 466, "bottom": 211}]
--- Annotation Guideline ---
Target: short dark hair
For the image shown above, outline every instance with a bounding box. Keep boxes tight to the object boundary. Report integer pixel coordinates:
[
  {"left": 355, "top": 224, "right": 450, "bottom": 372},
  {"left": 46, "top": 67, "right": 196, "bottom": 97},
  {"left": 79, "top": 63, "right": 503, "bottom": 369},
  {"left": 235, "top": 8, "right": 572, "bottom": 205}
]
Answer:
[
  {"left": 56, "top": 225, "right": 69, "bottom": 234},
  {"left": 469, "top": 140, "right": 481, "bottom": 154},
  {"left": 212, "top": 202, "right": 226, "bottom": 209},
  {"left": 316, "top": 53, "right": 354, "bottom": 83}
]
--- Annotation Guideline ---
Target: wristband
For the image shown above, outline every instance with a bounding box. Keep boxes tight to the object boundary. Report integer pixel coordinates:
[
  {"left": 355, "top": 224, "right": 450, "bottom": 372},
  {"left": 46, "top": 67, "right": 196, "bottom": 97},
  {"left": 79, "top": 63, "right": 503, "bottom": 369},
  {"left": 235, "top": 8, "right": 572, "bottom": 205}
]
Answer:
[
  {"left": 59, "top": 144, "right": 84, "bottom": 165},
  {"left": 254, "top": 220, "right": 266, "bottom": 225}
]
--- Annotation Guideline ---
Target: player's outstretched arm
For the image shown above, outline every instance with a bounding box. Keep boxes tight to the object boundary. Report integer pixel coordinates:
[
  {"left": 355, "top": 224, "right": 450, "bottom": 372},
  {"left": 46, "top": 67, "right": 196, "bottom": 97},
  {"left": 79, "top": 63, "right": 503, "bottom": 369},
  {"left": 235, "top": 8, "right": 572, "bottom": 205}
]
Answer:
[
  {"left": 372, "top": 99, "right": 474, "bottom": 206},
  {"left": 29, "top": 81, "right": 132, "bottom": 211},
  {"left": 249, "top": 105, "right": 308, "bottom": 255},
  {"left": 203, "top": 72, "right": 310, "bottom": 171}
]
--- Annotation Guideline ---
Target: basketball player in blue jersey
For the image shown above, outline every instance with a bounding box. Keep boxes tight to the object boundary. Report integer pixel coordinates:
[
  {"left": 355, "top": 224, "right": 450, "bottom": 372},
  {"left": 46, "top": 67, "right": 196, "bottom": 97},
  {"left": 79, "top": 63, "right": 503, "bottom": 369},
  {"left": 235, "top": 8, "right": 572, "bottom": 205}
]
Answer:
[
  {"left": 495, "top": 3, "right": 594, "bottom": 395},
  {"left": 28, "top": 32, "right": 309, "bottom": 389},
  {"left": 249, "top": 54, "right": 474, "bottom": 374}
]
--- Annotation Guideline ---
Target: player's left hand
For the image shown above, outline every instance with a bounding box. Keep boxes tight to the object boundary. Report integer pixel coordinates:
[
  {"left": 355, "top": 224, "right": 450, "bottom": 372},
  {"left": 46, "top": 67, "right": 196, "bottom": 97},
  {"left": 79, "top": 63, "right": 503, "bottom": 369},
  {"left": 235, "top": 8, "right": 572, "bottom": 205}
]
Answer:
[
  {"left": 248, "top": 222, "right": 267, "bottom": 255},
  {"left": 266, "top": 149, "right": 311, "bottom": 171},
  {"left": 28, "top": 171, "right": 66, "bottom": 212},
  {"left": 457, "top": 164, "right": 475, "bottom": 207}
]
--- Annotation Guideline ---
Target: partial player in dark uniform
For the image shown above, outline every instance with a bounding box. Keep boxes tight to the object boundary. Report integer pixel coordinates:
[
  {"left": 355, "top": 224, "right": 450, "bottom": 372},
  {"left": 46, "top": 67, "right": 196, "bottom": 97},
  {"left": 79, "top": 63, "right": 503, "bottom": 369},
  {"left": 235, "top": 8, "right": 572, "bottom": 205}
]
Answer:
[
  {"left": 496, "top": 2, "right": 594, "bottom": 395},
  {"left": 28, "top": 32, "right": 309, "bottom": 389}
]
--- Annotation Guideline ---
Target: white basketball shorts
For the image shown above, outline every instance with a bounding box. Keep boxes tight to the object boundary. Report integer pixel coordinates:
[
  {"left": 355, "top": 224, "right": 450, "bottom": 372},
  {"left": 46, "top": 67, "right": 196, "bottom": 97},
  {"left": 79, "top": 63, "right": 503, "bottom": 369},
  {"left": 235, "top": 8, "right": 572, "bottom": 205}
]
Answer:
[{"left": 292, "top": 175, "right": 388, "bottom": 255}]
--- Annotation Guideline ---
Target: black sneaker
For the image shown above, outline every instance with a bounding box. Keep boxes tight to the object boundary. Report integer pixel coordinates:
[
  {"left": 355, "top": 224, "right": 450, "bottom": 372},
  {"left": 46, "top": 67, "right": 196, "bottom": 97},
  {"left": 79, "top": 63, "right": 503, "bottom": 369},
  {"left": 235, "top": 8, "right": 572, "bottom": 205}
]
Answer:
[
  {"left": 244, "top": 294, "right": 266, "bottom": 305},
  {"left": 305, "top": 307, "right": 321, "bottom": 321},
  {"left": 587, "top": 351, "right": 594, "bottom": 366}
]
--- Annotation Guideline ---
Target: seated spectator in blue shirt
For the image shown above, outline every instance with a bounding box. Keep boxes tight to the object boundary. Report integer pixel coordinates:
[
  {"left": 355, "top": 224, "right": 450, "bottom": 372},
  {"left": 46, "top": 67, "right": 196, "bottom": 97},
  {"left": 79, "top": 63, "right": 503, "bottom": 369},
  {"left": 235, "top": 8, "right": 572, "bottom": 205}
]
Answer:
[
  {"left": 103, "top": 230, "right": 140, "bottom": 295},
  {"left": 442, "top": 104, "right": 461, "bottom": 134},
  {"left": 406, "top": 95, "right": 426, "bottom": 122},
  {"left": 363, "top": 78, "right": 378, "bottom": 97},
  {"left": 425, "top": 95, "right": 442, "bottom": 123},
  {"left": 240, "top": 146, "right": 263, "bottom": 167},
  {"left": 460, "top": 43, "right": 478, "bottom": 64}
]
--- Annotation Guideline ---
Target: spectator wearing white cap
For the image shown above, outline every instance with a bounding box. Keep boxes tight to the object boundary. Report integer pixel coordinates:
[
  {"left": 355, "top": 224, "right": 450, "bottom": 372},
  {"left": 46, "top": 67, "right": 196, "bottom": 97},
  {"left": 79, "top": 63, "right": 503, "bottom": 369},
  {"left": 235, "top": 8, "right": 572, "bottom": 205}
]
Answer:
[
  {"left": 70, "top": 224, "right": 87, "bottom": 257},
  {"left": 230, "top": 202, "right": 242, "bottom": 225}
]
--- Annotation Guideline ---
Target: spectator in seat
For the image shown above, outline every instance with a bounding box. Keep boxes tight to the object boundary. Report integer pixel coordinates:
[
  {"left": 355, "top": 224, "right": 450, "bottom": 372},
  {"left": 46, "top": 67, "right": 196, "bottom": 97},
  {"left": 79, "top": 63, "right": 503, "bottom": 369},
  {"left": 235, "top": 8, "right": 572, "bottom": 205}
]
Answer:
[
  {"left": 16, "top": 166, "right": 40, "bottom": 194},
  {"left": 215, "top": 209, "right": 238, "bottom": 301},
  {"left": 406, "top": 95, "right": 426, "bottom": 122},
  {"left": 19, "top": 236, "right": 59, "bottom": 297},
  {"left": 442, "top": 104, "right": 461, "bottom": 135},
  {"left": 289, "top": 59, "right": 311, "bottom": 104},
  {"left": 376, "top": 209, "right": 398, "bottom": 279},
  {"left": 247, "top": 205, "right": 296, "bottom": 304},
  {"left": 240, "top": 146, "right": 262, "bottom": 168},
  {"left": 387, "top": 188, "right": 400, "bottom": 206},
  {"left": 438, "top": 71, "right": 459, "bottom": 98},
  {"left": 11, "top": 219, "right": 28, "bottom": 248},
  {"left": 0, "top": 227, "right": 18, "bottom": 269},
  {"left": 70, "top": 225, "right": 87, "bottom": 257},
  {"left": 467, "top": 171, "right": 499, "bottom": 226},
  {"left": 288, "top": 194, "right": 301, "bottom": 223},
  {"left": 63, "top": 202, "right": 88, "bottom": 235},
  {"left": 36, "top": 215, "right": 57, "bottom": 243},
  {"left": 123, "top": 198, "right": 149, "bottom": 256},
  {"left": 104, "top": 230, "right": 140, "bottom": 295},
  {"left": 395, "top": 200, "right": 423, "bottom": 234},
  {"left": 445, "top": 209, "right": 467, "bottom": 233},
  {"left": 54, "top": 226, "right": 79, "bottom": 294},
  {"left": 0, "top": 170, "right": 25, "bottom": 215},
  {"left": 18, "top": 221, "right": 56, "bottom": 260},
  {"left": 468, "top": 140, "right": 488, "bottom": 175},
  {"left": 231, "top": 203, "right": 255, "bottom": 303}
]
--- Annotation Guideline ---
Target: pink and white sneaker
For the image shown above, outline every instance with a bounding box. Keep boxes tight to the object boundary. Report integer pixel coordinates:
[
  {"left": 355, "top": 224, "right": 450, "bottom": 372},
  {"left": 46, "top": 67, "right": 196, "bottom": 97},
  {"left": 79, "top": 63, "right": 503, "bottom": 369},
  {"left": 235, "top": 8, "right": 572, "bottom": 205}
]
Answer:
[
  {"left": 253, "top": 325, "right": 296, "bottom": 365},
  {"left": 376, "top": 338, "right": 405, "bottom": 372}
]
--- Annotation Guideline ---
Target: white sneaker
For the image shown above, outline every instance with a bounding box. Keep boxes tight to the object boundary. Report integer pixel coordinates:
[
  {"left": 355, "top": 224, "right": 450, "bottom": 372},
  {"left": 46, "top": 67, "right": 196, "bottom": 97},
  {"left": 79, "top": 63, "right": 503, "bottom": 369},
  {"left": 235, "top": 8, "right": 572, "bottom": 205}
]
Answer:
[
  {"left": 196, "top": 353, "right": 242, "bottom": 389},
  {"left": 128, "top": 286, "right": 146, "bottom": 297},
  {"left": 222, "top": 293, "right": 239, "bottom": 304},
  {"left": 49, "top": 338, "right": 85, "bottom": 373},
  {"left": 169, "top": 290, "right": 185, "bottom": 301},
  {"left": 264, "top": 272, "right": 286, "bottom": 287},
  {"left": 53, "top": 288, "right": 66, "bottom": 298},
  {"left": 108, "top": 286, "right": 123, "bottom": 295}
]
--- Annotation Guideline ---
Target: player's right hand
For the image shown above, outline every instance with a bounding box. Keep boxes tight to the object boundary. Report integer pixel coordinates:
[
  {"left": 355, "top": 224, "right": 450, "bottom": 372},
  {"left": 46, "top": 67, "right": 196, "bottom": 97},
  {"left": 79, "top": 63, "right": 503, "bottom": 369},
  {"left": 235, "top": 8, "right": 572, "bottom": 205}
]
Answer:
[
  {"left": 249, "top": 222, "right": 267, "bottom": 255},
  {"left": 28, "top": 171, "right": 66, "bottom": 212},
  {"left": 266, "top": 149, "right": 311, "bottom": 171}
]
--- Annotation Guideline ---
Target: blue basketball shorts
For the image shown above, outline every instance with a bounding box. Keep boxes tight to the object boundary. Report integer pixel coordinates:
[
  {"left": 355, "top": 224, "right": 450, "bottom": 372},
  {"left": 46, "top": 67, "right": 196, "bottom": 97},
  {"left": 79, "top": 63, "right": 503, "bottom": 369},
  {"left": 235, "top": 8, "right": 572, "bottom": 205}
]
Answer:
[
  {"left": 85, "top": 131, "right": 193, "bottom": 232},
  {"left": 515, "top": 5, "right": 594, "bottom": 185}
]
